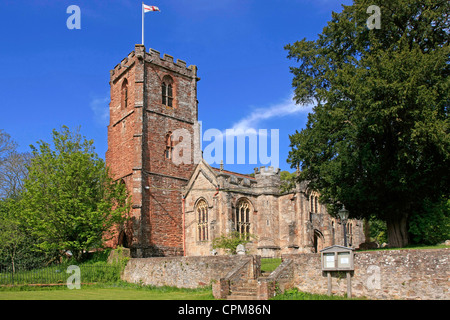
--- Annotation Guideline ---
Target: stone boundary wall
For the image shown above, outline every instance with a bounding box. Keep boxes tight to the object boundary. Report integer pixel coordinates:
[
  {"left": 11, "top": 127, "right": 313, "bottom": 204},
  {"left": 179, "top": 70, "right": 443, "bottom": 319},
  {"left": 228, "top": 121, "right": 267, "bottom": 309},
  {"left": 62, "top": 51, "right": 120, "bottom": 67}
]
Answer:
[
  {"left": 121, "top": 255, "right": 259, "bottom": 289},
  {"left": 284, "top": 248, "right": 449, "bottom": 300}
]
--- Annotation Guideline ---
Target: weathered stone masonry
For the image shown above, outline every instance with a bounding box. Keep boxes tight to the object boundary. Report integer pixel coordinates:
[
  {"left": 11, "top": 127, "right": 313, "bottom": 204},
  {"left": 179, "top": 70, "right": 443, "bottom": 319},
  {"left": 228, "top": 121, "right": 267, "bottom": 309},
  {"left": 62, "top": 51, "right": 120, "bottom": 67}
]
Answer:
[
  {"left": 266, "top": 248, "right": 450, "bottom": 300},
  {"left": 183, "top": 160, "right": 365, "bottom": 257},
  {"left": 121, "top": 248, "right": 449, "bottom": 300}
]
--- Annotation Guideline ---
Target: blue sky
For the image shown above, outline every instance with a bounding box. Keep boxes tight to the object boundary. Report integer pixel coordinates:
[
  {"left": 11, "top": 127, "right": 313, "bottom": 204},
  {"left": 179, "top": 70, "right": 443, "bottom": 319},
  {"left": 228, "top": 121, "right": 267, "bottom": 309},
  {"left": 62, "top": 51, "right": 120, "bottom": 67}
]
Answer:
[{"left": 0, "top": 0, "right": 352, "bottom": 174}]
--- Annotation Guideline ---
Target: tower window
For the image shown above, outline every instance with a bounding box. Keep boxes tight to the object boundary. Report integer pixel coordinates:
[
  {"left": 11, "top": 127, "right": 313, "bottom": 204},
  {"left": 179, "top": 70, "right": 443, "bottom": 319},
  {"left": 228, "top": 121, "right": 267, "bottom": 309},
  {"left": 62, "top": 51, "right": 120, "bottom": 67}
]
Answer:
[
  {"left": 121, "top": 78, "right": 128, "bottom": 108},
  {"left": 162, "top": 76, "right": 174, "bottom": 107}
]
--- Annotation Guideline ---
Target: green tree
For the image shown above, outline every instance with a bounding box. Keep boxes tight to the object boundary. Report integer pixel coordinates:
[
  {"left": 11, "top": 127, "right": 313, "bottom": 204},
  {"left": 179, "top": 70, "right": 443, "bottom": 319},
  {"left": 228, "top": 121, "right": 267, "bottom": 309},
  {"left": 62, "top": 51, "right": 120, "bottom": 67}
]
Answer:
[
  {"left": 0, "top": 199, "right": 25, "bottom": 272},
  {"left": 21, "top": 126, "right": 129, "bottom": 261},
  {"left": 0, "top": 198, "right": 58, "bottom": 270},
  {"left": 285, "top": 0, "right": 449, "bottom": 247},
  {"left": 279, "top": 170, "right": 297, "bottom": 193},
  {"left": 212, "top": 232, "right": 255, "bottom": 255},
  {"left": 409, "top": 196, "right": 450, "bottom": 245}
]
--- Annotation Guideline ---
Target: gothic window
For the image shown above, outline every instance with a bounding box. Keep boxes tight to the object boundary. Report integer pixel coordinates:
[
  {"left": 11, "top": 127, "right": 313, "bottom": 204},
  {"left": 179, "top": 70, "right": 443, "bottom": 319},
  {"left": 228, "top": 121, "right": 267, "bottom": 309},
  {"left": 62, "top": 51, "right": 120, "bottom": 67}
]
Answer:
[
  {"left": 233, "top": 200, "right": 251, "bottom": 240},
  {"left": 162, "top": 76, "right": 174, "bottom": 107},
  {"left": 315, "top": 196, "right": 318, "bottom": 213},
  {"left": 165, "top": 132, "right": 173, "bottom": 160},
  {"left": 196, "top": 200, "right": 208, "bottom": 241},
  {"left": 121, "top": 78, "right": 128, "bottom": 108},
  {"left": 310, "top": 195, "right": 314, "bottom": 212}
]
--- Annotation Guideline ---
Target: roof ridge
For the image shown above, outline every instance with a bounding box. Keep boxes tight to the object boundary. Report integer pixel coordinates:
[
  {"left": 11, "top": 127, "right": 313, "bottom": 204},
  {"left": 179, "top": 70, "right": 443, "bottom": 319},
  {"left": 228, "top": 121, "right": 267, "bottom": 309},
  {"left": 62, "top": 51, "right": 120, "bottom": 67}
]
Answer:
[{"left": 211, "top": 167, "right": 256, "bottom": 180}]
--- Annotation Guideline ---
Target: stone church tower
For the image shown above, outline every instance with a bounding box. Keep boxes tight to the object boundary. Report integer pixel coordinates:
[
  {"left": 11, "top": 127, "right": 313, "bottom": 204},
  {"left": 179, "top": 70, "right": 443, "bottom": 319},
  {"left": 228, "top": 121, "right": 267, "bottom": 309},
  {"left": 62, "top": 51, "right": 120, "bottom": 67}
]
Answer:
[{"left": 106, "top": 45, "right": 200, "bottom": 257}]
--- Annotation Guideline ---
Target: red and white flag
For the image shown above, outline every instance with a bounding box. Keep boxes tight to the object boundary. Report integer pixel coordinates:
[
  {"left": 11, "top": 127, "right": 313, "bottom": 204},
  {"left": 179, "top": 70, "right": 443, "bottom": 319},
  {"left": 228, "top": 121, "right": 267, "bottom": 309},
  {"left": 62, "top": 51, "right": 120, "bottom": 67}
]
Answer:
[
  {"left": 142, "top": 3, "right": 160, "bottom": 46},
  {"left": 143, "top": 4, "right": 160, "bottom": 13}
]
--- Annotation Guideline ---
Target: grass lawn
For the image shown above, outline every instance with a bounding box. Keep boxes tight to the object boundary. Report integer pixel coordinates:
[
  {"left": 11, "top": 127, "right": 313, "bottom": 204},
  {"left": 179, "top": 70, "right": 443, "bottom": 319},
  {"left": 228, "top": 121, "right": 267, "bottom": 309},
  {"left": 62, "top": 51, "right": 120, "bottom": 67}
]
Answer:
[
  {"left": 261, "top": 258, "right": 282, "bottom": 273},
  {"left": 0, "top": 283, "right": 215, "bottom": 300}
]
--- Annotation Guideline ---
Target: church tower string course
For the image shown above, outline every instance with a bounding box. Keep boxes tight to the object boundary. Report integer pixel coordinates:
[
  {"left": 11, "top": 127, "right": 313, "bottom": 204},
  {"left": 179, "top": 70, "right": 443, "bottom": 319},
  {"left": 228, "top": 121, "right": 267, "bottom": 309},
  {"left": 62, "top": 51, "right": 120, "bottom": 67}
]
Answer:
[{"left": 106, "top": 44, "right": 200, "bottom": 257}]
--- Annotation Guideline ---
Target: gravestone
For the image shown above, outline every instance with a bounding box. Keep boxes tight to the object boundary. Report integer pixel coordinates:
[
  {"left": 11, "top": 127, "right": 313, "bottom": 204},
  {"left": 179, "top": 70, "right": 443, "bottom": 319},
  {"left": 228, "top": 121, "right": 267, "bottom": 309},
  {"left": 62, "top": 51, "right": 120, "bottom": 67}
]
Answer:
[{"left": 236, "top": 244, "right": 246, "bottom": 255}]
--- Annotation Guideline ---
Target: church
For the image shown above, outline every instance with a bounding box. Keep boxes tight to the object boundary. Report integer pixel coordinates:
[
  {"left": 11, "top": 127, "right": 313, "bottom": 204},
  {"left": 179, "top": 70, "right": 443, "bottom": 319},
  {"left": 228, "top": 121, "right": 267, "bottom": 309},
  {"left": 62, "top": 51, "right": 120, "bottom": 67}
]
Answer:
[{"left": 105, "top": 44, "right": 365, "bottom": 258}]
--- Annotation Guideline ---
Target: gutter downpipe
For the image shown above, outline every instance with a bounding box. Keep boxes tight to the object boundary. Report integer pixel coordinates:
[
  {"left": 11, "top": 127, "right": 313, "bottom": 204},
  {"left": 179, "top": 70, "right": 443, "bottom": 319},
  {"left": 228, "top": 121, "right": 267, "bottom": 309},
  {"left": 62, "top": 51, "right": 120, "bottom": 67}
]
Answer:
[{"left": 182, "top": 196, "right": 186, "bottom": 256}]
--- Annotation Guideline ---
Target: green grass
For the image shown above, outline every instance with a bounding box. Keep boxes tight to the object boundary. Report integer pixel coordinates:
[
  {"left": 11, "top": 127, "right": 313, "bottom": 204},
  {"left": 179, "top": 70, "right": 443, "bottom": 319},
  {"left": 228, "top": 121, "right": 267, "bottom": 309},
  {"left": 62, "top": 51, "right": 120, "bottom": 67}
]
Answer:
[
  {"left": 261, "top": 258, "right": 282, "bottom": 273},
  {"left": 0, "top": 282, "right": 215, "bottom": 300}
]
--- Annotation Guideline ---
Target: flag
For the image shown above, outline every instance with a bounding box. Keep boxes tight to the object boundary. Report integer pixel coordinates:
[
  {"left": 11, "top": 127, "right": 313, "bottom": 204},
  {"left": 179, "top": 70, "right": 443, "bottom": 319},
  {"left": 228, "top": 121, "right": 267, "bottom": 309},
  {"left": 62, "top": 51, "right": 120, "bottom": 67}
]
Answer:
[
  {"left": 143, "top": 4, "right": 160, "bottom": 13},
  {"left": 141, "top": 3, "right": 160, "bottom": 46}
]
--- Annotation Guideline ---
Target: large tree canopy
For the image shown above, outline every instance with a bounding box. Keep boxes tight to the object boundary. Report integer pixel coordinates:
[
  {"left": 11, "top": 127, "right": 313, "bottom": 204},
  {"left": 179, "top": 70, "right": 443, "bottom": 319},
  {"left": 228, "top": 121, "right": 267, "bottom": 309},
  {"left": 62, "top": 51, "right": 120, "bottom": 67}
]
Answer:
[
  {"left": 21, "top": 126, "right": 129, "bottom": 261},
  {"left": 286, "top": 0, "right": 449, "bottom": 247}
]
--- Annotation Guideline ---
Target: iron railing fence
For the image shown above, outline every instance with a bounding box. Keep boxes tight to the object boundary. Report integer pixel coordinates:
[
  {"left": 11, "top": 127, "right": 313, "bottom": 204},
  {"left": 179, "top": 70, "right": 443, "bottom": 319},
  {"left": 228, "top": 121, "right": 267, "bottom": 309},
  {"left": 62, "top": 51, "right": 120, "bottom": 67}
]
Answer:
[{"left": 0, "top": 264, "right": 121, "bottom": 286}]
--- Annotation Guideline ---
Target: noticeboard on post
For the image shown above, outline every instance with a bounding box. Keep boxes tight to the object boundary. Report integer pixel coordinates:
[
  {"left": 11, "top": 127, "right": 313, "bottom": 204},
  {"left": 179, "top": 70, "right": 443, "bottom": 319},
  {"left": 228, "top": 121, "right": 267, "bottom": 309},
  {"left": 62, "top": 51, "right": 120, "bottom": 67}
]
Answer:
[{"left": 320, "top": 245, "right": 354, "bottom": 271}]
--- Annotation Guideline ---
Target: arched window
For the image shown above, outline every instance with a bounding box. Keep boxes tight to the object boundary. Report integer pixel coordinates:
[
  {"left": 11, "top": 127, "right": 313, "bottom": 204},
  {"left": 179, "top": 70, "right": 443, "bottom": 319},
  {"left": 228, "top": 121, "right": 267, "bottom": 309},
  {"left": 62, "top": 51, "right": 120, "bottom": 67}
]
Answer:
[
  {"left": 310, "top": 195, "right": 314, "bottom": 212},
  {"left": 165, "top": 132, "right": 173, "bottom": 159},
  {"left": 233, "top": 200, "right": 251, "bottom": 240},
  {"left": 162, "top": 76, "right": 174, "bottom": 107},
  {"left": 315, "top": 196, "right": 318, "bottom": 213},
  {"left": 196, "top": 200, "right": 208, "bottom": 241},
  {"left": 121, "top": 78, "right": 128, "bottom": 108}
]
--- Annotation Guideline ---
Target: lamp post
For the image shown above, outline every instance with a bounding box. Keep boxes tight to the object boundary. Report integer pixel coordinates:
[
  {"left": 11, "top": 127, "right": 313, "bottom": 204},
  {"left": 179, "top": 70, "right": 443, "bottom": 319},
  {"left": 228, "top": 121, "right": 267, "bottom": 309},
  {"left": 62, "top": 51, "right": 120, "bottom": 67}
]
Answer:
[{"left": 338, "top": 205, "right": 349, "bottom": 247}]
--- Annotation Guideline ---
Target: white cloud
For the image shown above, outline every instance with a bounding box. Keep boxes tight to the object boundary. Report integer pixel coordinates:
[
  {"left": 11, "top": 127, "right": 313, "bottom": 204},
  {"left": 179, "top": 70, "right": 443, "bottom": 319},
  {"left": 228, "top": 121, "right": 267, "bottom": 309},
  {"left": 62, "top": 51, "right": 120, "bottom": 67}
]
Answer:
[
  {"left": 90, "top": 94, "right": 110, "bottom": 126},
  {"left": 200, "top": 94, "right": 312, "bottom": 168},
  {"left": 229, "top": 94, "right": 313, "bottom": 133}
]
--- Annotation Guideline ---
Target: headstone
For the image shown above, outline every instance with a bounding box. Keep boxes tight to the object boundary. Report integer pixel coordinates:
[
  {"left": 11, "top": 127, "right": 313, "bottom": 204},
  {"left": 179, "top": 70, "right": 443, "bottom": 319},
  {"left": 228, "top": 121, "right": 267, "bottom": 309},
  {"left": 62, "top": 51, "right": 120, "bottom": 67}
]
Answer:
[{"left": 236, "top": 244, "right": 246, "bottom": 255}]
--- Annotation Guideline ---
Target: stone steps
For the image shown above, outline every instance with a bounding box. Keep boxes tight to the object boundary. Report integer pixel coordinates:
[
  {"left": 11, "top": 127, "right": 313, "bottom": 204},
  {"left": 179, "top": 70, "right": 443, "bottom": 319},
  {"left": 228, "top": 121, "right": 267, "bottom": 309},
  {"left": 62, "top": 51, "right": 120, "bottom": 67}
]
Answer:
[{"left": 226, "top": 272, "right": 271, "bottom": 300}]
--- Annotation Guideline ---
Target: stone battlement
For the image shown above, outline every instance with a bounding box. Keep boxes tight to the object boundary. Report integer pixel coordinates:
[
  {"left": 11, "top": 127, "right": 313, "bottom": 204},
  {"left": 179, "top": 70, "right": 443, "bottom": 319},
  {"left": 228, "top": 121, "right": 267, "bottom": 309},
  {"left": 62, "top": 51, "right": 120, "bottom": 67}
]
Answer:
[
  {"left": 110, "top": 50, "right": 136, "bottom": 80},
  {"left": 146, "top": 47, "right": 198, "bottom": 79},
  {"left": 110, "top": 45, "right": 199, "bottom": 82},
  {"left": 254, "top": 166, "right": 281, "bottom": 176}
]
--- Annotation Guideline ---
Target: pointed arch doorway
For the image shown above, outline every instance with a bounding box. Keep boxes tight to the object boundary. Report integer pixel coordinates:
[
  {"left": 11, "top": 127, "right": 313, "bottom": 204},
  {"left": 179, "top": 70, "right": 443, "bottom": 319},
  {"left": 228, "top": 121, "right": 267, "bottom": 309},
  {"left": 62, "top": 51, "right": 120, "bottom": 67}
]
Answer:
[{"left": 313, "top": 229, "right": 325, "bottom": 253}]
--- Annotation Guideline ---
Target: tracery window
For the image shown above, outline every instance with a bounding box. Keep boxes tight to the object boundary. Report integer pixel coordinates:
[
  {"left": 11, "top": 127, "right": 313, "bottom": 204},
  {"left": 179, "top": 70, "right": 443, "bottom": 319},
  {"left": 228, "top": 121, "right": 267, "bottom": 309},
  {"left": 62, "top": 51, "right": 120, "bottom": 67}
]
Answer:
[
  {"left": 196, "top": 200, "right": 208, "bottom": 241},
  {"left": 162, "top": 76, "right": 174, "bottom": 107},
  {"left": 233, "top": 200, "right": 251, "bottom": 240}
]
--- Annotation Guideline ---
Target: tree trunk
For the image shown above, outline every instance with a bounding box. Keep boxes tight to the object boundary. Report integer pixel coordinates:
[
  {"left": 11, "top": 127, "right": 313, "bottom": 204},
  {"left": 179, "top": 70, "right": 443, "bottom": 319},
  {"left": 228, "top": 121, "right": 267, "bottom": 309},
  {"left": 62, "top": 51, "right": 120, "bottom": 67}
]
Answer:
[{"left": 386, "top": 214, "right": 409, "bottom": 248}]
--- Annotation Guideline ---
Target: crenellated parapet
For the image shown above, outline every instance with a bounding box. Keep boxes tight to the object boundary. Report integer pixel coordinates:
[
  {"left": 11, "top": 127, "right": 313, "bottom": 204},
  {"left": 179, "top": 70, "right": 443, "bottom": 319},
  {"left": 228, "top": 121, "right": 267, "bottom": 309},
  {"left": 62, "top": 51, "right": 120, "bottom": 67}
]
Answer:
[
  {"left": 146, "top": 47, "right": 199, "bottom": 80},
  {"left": 254, "top": 166, "right": 281, "bottom": 194},
  {"left": 110, "top": 44, "right": 200, "bottom": 84},
  {"left": 254, "top": 166, "right": 281, "bottom": 177}
]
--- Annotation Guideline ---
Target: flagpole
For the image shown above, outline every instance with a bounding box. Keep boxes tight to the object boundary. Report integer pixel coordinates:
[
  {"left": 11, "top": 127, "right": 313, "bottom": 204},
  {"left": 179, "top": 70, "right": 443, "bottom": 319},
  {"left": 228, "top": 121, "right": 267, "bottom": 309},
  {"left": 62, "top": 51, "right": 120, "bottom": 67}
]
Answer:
[{"left": 142, "top": 2, "right": 144, "bottom": 45}]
